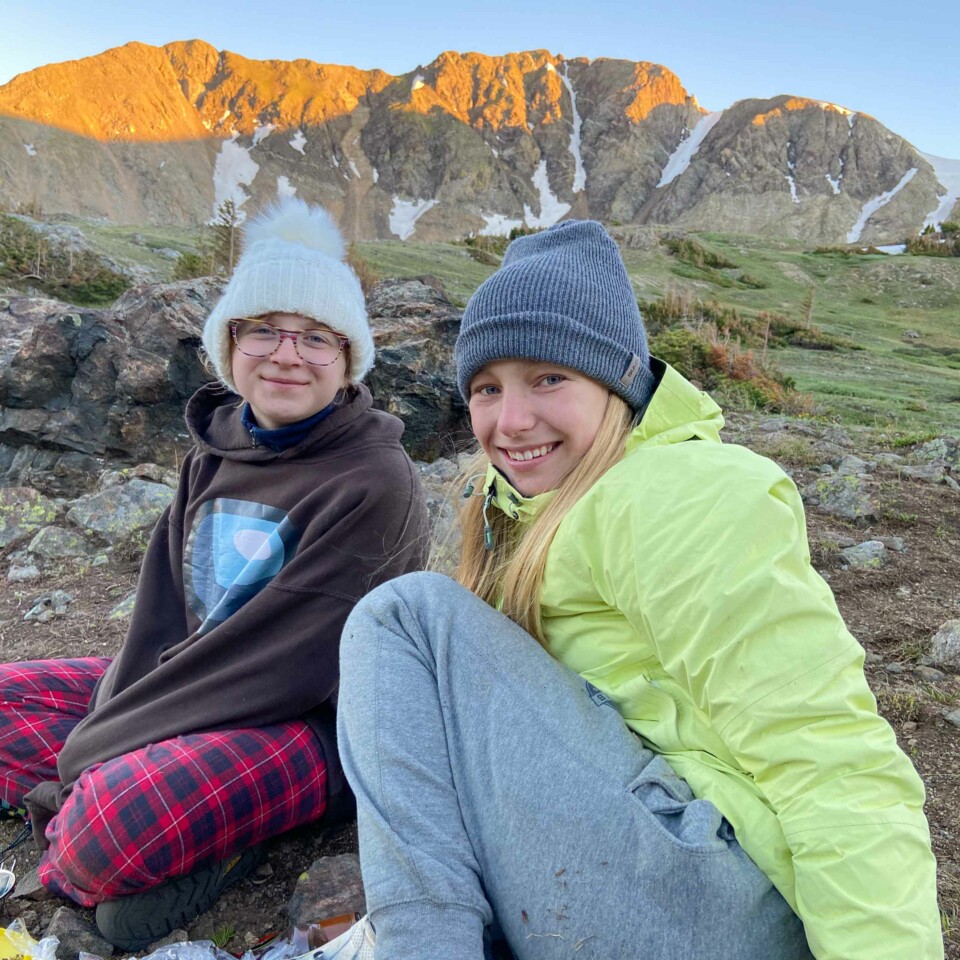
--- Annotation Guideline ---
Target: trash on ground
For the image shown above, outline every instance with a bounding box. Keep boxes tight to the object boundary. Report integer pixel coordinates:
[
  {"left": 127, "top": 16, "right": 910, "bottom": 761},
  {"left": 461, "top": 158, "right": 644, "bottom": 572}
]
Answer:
[{"left": 0, "top": 919, "right": 59, "bottom": 960}]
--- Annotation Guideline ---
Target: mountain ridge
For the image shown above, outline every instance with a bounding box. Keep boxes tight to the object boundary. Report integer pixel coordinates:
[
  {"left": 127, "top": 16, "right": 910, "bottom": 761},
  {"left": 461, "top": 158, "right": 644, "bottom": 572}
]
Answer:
[{"left": 1, "top": 42, "right": 957, "bottom": 243}]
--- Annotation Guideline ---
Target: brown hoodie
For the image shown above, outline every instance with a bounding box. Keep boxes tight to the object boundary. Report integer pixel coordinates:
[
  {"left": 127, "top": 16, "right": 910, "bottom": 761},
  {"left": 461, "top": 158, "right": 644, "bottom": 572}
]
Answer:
[{"left": 25, "top": 383, "right": 428, "bottom": 840}]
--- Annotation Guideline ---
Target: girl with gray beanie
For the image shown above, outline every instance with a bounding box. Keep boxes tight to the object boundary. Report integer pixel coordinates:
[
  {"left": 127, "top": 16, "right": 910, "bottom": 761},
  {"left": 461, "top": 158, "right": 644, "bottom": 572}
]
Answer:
[
  {"left": 0, "top": 197, "right": 428, "bottom": 950},
  {"left": 331, "top": 221, "right": 941, "bottom": 959}
]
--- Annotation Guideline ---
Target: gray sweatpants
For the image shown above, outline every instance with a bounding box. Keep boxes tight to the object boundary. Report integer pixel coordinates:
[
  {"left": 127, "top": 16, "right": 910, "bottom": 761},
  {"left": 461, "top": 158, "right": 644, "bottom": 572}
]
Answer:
[{"left": 337, "top": 572, "right": 812, "bottom": 960}]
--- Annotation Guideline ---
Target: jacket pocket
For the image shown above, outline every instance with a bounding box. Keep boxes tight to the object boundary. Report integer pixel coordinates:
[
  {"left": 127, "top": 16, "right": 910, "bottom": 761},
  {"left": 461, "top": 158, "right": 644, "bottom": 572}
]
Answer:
[{"left": 627, "top": 755, "right": 731, "bottom": 855}]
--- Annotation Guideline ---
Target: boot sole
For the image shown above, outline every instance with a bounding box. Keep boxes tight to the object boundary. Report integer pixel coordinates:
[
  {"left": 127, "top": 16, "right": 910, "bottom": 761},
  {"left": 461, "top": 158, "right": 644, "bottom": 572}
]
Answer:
[{"left": 95, "top": 846, "right": 264, "bottom": 951}]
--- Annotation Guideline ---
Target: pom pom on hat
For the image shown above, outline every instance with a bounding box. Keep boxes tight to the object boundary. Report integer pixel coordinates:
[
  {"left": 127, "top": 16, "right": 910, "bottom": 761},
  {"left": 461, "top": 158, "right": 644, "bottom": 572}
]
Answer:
[
  {"left": 202, "top": 197, "right": 374, "bottom": 391},
  {"left": 242, "top": 198, "right": 345, "bottom": 259}
]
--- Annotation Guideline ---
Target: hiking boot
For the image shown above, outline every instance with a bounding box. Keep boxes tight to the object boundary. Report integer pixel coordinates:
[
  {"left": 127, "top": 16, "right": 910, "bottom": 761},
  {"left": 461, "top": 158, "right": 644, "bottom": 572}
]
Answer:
[{"left": 95, "top": 845, "right": 265, "bottom": 951}]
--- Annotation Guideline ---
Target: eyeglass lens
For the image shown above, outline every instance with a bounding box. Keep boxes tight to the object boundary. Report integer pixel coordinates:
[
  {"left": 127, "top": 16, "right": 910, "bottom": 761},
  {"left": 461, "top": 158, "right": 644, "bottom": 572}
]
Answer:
[{"left": 233, "top": 321, "right": 344, "bottom": 365}]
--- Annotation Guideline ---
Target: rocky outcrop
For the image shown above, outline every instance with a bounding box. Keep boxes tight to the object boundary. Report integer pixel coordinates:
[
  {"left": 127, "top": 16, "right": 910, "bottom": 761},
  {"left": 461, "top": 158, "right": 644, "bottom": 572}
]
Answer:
[
  {"left": 0, "top": 281, "right": 218, "bottom": 493},
  {"left": 0, "top": 277, "right": 469, "bottom": 497},
  {"left": 366, "top": 277, "right": 468, "bottom": 460},
  {"left": 2, "top": 44, "right": 954, "bottom": 241}
]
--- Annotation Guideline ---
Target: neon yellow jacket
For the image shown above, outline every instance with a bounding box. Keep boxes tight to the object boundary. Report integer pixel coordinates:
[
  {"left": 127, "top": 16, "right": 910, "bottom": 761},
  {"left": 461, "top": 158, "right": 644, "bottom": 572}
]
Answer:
[{"left": 483, "top": 362, "right": 942, "bottom": 960}]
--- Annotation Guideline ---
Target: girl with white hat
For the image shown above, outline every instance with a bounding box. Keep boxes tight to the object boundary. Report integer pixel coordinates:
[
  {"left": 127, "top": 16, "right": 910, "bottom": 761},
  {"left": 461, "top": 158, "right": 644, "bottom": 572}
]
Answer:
[{"left": 0, "top": 198, "right": 428, "bottom": 950}]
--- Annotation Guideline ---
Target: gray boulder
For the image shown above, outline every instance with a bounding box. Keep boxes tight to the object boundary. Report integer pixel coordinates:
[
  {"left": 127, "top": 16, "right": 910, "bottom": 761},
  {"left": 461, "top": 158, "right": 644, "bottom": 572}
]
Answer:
[
  {"left": 929, "top": 620, "right": 960, "bottom": 672},
  {"left": 0, "top": 486, "right": 60, "bottom": 548},
  {"left": 802, "top": 474, "right": 877, "bottom": 521},
  {"left": 898, "top": 463, "right": 946, "bottom": 483},
  {"left": 45, "top": 905, "right": 115, "bottom": 958},
  {"left": 67, "top": 477, "right": 174, "bottom": 545},
  {"left": 27, "top": 525, "right": 96, "bottom": 560},
  {"left": 0, "top": 282, "right": 218, "bottom": 496},
  {"left": 840, "top": 540, "right": 887, "bottom": 570},
  {"left": 835, "top": 454, "right": 874, "bottom": 476},
  {"left": 914, "top": 438, "right": 960, "bottom": 469}
]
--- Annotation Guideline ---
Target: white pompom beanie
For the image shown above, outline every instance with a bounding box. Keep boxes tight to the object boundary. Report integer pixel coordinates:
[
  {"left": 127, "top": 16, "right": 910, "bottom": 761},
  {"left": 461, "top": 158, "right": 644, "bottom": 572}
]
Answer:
[{"left": 202, "top": 198, "right": 374, "bottom": 391}]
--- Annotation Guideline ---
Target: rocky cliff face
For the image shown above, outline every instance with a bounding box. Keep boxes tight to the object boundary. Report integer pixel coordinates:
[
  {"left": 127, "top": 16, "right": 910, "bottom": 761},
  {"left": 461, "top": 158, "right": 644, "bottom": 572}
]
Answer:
[
  {"left": 0, "top": 276, "right": 466, "bottom": 495},
  {"left": 1, "top": 43, "right": 956, "bottom": 243}
]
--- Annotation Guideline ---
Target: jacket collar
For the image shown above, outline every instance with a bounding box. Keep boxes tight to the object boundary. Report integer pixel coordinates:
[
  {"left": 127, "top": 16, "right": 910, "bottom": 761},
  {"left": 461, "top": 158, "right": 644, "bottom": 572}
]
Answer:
[{"left": 479, "top": 461, "right": 555, "bottom": 524}]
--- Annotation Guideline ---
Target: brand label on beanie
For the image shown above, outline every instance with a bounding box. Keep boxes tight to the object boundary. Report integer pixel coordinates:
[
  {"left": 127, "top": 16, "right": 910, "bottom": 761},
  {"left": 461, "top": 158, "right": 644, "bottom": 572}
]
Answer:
[{"left": 619, "top": 353, "right": 642, "bottom": 388}]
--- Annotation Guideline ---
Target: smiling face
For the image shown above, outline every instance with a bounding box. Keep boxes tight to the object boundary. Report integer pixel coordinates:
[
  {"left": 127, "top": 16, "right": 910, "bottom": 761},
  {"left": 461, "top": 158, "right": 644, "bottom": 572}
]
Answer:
[
  {"left": 230, "top": 312, "right": 349, "bottom": 429},
  {"left": 468, "top": 359, "right": 610, "bottom": 496}
]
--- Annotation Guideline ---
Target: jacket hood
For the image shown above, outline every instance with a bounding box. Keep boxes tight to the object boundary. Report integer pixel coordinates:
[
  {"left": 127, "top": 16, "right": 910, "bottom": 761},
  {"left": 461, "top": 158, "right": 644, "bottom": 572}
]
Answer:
[
  {"left": 482, "top": 360, "right": 725, "bottom": 520},
  {"left": 184, "top": 381, "right": 397, "bottom": 461}
]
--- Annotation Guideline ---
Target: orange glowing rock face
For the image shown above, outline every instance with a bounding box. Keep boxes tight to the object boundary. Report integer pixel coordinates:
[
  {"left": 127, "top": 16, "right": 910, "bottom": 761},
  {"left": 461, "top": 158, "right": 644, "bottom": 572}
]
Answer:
[
  {"left": 0, "top": 44, "right": 697, "bottom": 144},
  {"left": 400, "top": 51, "right": 569, "bottom": 132},
  {"left": 750, "top": 96, "right": 861, "bottom": 127},
  {"left": 623, "top": 64, "right": 693, "bottom": 123},
  {"left": 0, "top": 40, "right": 392, "bottom": 141}
]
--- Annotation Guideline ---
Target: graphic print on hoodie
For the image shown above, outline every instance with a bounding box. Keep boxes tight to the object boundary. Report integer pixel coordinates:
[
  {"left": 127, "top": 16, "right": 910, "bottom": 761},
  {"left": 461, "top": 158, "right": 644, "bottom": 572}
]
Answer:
[{"left": 184, "top": 498, "right": 301, "bottom": 634}]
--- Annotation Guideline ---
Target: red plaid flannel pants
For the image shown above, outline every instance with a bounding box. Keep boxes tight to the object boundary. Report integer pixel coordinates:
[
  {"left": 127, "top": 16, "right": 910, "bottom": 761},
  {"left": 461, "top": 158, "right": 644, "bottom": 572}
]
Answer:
[{"left": 0, "top": 658, "right": 327, "bottom": 906}]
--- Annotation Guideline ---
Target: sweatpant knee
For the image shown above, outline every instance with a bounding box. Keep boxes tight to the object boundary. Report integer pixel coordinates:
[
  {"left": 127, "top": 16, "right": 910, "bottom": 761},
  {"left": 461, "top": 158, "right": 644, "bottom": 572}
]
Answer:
[{"left": 344, "top": 572, "right": 462, "bottom": 647}]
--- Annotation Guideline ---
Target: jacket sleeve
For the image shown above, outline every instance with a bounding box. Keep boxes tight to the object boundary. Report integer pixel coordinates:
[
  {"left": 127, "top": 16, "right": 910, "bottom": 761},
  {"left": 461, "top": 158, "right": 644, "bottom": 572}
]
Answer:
[{"left": 588, "top": 449, "right": 942, "bottom": 960}]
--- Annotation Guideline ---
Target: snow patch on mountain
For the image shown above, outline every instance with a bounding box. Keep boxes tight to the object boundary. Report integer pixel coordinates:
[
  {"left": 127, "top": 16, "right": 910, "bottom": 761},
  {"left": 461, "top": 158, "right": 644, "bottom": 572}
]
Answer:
[
  {"left": 480, "top": 213, "right": 525, "bottom": 236},
  {"left": 921, "top": 153, "right": 960, "bottom": 229},
  {"left": 289, "top": 130, "right": 307, "bottom": 155},
  {"left": 524, "top": 160, "right": 571, "bottom": 228},
  {"left": 277, "top": 176, "right": 296, "bottom": 198},
  {"left": 559, "top": 64, "right": 586, "bottom": 193},
  {"left": 847, "top": 168, "right": 918, "bottom": 242},
  {"left": 212, "top": 137, "right": 259, "bottom": 218},
  {"left": 252, "top": 124, "right": 275, "bottom": 146},
  {"left": 786, "top": 159, "right": 800, "bottom": 203},
  {"left": 657, "top": 112, "right": 723, "bottom": 188},
  {"left": 389, "top": 197, "right": 437, "bottom": 240}
]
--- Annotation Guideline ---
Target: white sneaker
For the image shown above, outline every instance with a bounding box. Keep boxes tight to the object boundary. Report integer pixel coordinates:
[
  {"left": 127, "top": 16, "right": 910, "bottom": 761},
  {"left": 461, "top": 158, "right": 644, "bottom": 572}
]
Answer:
[{"left": 298, "top": 916, "right": 376, "bottom": 960}]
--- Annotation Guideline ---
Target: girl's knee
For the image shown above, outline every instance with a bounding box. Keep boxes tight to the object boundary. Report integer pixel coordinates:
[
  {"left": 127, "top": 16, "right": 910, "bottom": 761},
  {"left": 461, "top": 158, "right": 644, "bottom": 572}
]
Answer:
[
  {"left": 43, "top": 762, "right": 171, "bottom": 901},
  {"left": 42, "top": 789, "right": 121, "bottom": 902},
  {"left": 346, "top": 571, "right": 455, "bottom": 636}
]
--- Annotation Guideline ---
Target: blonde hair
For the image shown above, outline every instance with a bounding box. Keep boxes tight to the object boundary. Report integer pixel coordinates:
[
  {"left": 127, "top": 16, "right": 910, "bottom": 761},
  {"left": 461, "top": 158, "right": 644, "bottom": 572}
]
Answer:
[{"left": 454, "top": 393, "right": 636, "bottom": 643}]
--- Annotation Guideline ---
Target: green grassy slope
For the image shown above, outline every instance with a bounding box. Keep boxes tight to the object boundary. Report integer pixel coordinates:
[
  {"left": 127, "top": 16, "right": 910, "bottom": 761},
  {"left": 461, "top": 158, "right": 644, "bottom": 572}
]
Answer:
[
  {"left": 71, "top": 221, "right": 960, "bottom": 438},
  {"left": 356, "top": 232, "right": 960, "bottom": 438}
]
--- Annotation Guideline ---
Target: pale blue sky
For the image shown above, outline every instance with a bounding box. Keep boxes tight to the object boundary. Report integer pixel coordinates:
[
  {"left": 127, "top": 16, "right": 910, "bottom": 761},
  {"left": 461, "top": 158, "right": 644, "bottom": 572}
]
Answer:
[{"left": 2, "top": 0, "right": 958, "bottom": 158}]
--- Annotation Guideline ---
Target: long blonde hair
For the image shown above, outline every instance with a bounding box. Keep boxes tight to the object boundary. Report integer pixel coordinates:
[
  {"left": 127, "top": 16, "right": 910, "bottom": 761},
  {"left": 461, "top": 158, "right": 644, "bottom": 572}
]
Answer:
[{"left": 454, "top": 393, "right": 636, "bottom": 643}]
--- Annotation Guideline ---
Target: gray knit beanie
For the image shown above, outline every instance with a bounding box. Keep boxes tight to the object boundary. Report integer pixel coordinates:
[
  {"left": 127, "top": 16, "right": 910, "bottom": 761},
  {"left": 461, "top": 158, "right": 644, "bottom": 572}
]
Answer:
[{"left": 455, "top": 220, "right": 655, "bottom": 410}]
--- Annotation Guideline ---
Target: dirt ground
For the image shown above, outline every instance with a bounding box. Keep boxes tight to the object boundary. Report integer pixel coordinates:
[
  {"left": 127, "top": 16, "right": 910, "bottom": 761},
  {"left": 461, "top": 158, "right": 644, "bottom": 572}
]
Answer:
[{"left": 0, "top": 425, "right": 958, "bottom": 958}]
